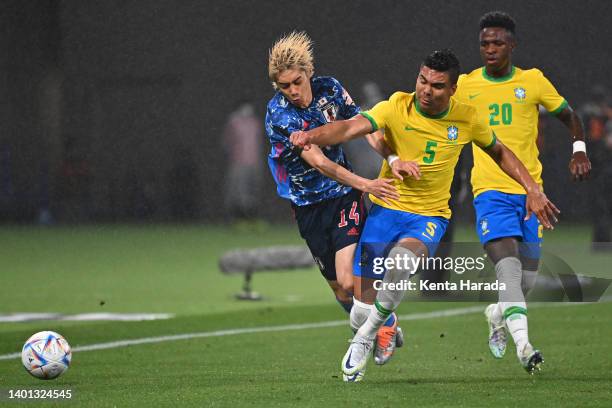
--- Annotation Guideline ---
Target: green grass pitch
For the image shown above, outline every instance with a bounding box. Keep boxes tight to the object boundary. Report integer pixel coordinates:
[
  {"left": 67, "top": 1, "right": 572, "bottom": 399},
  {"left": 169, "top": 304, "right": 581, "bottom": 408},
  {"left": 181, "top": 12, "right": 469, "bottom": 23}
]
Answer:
[{"left": 0, "top": 224, "right": 611, "bottom": 407}]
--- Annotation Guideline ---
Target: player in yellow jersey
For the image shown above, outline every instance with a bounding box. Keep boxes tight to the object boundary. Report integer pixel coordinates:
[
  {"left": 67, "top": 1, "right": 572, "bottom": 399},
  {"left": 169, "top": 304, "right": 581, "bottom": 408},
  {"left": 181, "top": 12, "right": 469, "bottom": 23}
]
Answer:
[
  {"left": 454, "top": 11, "right": 591, "bottom": 374},
  {"left": 291, "top": 49, "right": 559, "bottom": 381}
]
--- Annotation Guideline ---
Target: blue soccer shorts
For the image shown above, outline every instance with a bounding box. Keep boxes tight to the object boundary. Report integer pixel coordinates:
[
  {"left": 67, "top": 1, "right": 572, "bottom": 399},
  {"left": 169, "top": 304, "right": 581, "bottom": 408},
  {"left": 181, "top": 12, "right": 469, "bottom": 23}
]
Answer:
[
  {"left": 353, "top": 204, "right": 449, "bottom": 279},
  {"left": 473, "top": 190, "right": 543, "bottom": 259}
]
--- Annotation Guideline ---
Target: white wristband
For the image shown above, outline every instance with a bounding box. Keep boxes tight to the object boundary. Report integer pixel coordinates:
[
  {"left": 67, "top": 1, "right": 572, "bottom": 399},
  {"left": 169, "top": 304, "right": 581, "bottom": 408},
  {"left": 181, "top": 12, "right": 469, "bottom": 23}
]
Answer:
[
  {"left": 572, "top": 140, "right": 586, "bottom": 154},
  {"left": 387, "top": 154, "right": 399, "bottom": 165}
]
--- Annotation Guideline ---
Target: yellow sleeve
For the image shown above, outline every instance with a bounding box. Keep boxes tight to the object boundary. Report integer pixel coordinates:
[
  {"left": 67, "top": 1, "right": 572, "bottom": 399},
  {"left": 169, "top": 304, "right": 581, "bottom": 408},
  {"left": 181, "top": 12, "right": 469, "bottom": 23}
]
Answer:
[
  {"left": 471, "top": 110, "right": 497, "bottom": 149},
  {"left": 454, "top": 74, "right": 468, "bottom": 102},
  {"left": 360, "top": 99, "right": 391, "bottom": 132},
  {"left": 535, "top": 69, "right": 568, "bottom": 115}
]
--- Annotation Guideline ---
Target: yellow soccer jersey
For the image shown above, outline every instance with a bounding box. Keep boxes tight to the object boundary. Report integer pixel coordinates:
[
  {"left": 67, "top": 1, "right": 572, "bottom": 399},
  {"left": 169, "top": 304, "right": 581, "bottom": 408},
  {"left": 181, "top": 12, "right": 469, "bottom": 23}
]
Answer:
[
  {"left": 455, "top": 66, "right": 567, "bottom": 197},
  {"left": 361, "top": 92, "right": 496, "bottom": 218}
]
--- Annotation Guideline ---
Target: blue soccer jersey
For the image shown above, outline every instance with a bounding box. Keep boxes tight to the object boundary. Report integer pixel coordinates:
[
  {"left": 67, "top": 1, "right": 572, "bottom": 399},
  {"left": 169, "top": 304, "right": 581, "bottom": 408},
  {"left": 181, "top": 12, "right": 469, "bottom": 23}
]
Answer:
[{"left": 265, "top": 76, "right": 360, "bottom": 206}]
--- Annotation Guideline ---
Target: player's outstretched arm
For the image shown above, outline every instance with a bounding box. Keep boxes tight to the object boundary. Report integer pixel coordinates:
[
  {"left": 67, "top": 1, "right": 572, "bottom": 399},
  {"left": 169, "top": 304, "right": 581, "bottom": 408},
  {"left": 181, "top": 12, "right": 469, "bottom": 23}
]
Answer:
[
  {"left": 300, "top": 145, "right": 399, "bottom": 205},
  {"left": 555, "top": 105, "right": 592, "bottom": 181},
  {"left": 363, "top": 130, "right": 421, "bottom": 180},
  {"left": 484, "top": 140, "right": 560, "bottom": 229},
  {"left": 290, "top": 115, "right": 373, "bottom": 151}
]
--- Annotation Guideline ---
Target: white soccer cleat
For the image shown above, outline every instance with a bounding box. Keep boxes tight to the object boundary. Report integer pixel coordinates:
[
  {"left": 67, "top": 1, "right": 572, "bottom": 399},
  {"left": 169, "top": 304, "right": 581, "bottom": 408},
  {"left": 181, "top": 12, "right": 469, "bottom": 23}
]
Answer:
[
  {"left": 342, "top": 371, "right": 365, "bottom": 382},
  {"left": 485, "top": 303, "right": 507, "bottom": 359},
  {"left": 518, "top": 343, "right": 544, "bottom": 374},
  {"left": 341, "top": 334, "right": 373, "bottom": 376}
]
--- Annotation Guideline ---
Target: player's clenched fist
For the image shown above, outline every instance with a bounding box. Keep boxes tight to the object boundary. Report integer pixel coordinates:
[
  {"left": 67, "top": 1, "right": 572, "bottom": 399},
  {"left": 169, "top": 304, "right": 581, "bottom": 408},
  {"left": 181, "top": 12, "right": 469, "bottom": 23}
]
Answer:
[{"left": 290, "top": 130, "right": 312, "bottom": 151}]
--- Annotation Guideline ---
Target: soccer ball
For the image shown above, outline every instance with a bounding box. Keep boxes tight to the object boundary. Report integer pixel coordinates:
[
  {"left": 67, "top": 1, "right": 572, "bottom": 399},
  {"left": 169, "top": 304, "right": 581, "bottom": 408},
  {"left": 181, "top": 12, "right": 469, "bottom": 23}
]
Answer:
[{"left": 21, "top": 331, "right": 72, "bottom": 380}]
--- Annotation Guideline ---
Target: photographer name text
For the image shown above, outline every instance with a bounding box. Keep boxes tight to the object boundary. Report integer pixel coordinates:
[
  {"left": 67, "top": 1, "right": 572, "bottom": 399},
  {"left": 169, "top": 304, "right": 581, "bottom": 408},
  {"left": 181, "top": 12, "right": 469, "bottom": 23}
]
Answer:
[{"left": 374, "top": 279, "right": 506, "bottom": 292}]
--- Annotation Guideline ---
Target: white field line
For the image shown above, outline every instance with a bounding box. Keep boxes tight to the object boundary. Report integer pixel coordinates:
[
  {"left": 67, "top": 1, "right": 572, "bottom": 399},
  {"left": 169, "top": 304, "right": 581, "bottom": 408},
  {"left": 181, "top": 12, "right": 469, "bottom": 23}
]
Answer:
[
  {"left": 0, "top": 301, "right": 605, "bottom": 361},
  {"left": 0, "top": 313, "right": 174, "bottom": 323}
]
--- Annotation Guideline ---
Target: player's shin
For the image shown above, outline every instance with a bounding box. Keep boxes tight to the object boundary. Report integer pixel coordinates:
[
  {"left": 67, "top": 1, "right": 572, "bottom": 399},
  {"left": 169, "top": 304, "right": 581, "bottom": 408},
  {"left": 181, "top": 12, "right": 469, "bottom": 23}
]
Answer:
[
  {"left": 488, "top": 302, "right": 503, "bottom": 325},
  {"left": 496, "top": 257, "right": 530, "bottom": 351},
  {"left": 357, "top": 247, "right": 417, "bottom": 340},
  {"left": 521, "top": 255, "right": 540, "bottom": 294},
  {"left": 521, "top": 269, "right": 538, "bottom": 294},
  {"left": 350, "top": 297, "right": 372, "bottom": 333}
]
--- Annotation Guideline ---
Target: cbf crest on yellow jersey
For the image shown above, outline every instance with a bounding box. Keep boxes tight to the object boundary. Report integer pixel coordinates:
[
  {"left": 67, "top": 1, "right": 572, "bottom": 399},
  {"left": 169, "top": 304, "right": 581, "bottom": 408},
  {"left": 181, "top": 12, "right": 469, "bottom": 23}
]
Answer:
[
  {"left": 360, "top": 92, "right": 496, "bottom": 218},
  {"left": 455, "top": 66, "right": 567, "bottom": 197}
]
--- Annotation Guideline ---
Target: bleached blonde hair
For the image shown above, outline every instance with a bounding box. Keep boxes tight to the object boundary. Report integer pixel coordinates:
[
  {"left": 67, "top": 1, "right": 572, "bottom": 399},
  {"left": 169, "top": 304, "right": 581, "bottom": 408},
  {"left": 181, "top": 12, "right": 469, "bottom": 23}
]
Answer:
[{"left": 268, "top": 31, "right": 314, "bottom": 88}]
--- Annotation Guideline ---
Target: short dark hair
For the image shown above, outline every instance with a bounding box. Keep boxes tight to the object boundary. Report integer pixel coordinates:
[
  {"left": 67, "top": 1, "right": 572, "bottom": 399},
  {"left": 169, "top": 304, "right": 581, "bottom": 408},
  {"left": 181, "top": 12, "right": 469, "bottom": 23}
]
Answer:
[
  {"left": 422, "top": 49, "right": 460, "bottom": 85},
  {"left": 479, "top": 11, "right": 516, "bottom": 35}
]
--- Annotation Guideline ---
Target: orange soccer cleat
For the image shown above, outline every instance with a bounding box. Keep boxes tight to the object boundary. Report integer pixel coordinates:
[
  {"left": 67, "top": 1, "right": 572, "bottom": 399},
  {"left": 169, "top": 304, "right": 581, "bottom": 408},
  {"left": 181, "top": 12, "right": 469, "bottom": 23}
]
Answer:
[{"left": 374, "top": 316, "right": 404, "bottom": 365}]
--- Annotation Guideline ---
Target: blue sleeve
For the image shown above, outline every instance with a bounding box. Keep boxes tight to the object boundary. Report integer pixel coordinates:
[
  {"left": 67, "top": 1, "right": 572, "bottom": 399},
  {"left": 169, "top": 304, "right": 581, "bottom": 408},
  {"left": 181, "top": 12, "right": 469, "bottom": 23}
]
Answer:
[
  {"left": 265, "top": 107, "right": 303, "bottom": 200},
  {"left": 265, "top": 109, "right": 302, "bottom": 156},
  {"left": 332, "top": 78, "right": 361, "bottom": 119}
]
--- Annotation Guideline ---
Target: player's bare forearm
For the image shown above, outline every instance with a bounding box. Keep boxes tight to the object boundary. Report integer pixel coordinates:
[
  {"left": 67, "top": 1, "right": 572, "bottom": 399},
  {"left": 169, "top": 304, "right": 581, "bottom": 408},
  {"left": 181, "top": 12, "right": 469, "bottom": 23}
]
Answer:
[
  {"left": 485, "top": 141, "right": 538, "bottom": 193},
  {"left": 364, "top": 130, "right": 393, "bottom": 158},
  {"left": 300, "top": 146, "right": 399, "bottom": 203},
  {"left": 557, "top": 106, "right": 592, "bottom": 181},
  {"left": 290, "top": 115, "right": 372, "bottom": 149},
  {"left": 311, "top": 120, "right": 353, "bottom": 146},
  {"left": 556, "top": 106, "right": 585, "bottom": 142},
  {"left": 312, "top": 151, "right": 369, "bottom": 190},
  {"left": 484, "top": 140, "right": 560, "bottom": 228}
]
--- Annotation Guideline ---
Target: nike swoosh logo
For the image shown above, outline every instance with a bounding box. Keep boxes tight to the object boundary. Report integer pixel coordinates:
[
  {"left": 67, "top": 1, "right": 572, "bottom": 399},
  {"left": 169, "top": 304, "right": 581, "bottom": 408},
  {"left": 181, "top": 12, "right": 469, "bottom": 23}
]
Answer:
[
  {"left": 345, "top": 350, "right": 354, "bottom": 370},
  {"left": 469, "top": 93, "right": 481, "bottom": 100},
  {"left": 405, "top": 126, "right": 416, "bottom": 131}
]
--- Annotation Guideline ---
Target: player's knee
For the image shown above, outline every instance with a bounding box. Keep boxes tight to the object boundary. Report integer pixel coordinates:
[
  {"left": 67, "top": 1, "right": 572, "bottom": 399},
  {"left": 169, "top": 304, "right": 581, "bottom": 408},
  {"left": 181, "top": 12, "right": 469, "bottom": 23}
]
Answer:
[
  {"left": 386, "top": 246, "right": 418, "bottom": 281},
  {"left": 338, "top": 276, "right": 354, "bottom": 294},
  {"left": 485, "top": 238, "right": 520, "bottom": 264},
  {"left": 334, "top": 265, "right": 354, "bottom": 293}
]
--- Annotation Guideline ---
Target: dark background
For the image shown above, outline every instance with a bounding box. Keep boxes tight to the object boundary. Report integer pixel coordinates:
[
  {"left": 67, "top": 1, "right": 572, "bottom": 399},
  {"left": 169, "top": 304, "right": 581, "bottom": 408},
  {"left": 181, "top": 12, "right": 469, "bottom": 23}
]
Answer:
[{"left": 1, "top": 0, "right": 610, "bottom": 223}]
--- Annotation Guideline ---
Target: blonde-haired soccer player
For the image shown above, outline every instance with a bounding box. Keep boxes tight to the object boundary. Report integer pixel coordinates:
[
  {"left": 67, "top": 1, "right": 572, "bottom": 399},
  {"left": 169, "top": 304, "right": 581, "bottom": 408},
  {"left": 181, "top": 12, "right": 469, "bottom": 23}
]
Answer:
[
  {"left": 265, "top": 32, "right": 411, "bottom": 377},
  {"left": 268, "top": 31, "right": 314, "bottom": 90},
  {"left": 455, "top": 11, "right": 591, "bottom": 373},
  {"left": 291, "top": 49, "right": 559, "bottom": 381}
]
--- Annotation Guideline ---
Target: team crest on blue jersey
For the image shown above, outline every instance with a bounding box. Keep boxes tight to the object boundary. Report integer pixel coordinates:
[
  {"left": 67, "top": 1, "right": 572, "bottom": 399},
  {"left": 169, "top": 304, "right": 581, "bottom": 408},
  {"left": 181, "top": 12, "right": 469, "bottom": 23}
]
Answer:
[
  {"left": 319, "top": 102, "right": 339, "bottom": 123},
  {"left": 317, "top": 97, "right": 339, "bottom": 123},
  {"left": 447, "top": 126, "right": 458, "bottom": 142},
  {"left": 514, "top": 87, "right": 526, "bottom": 100}
]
